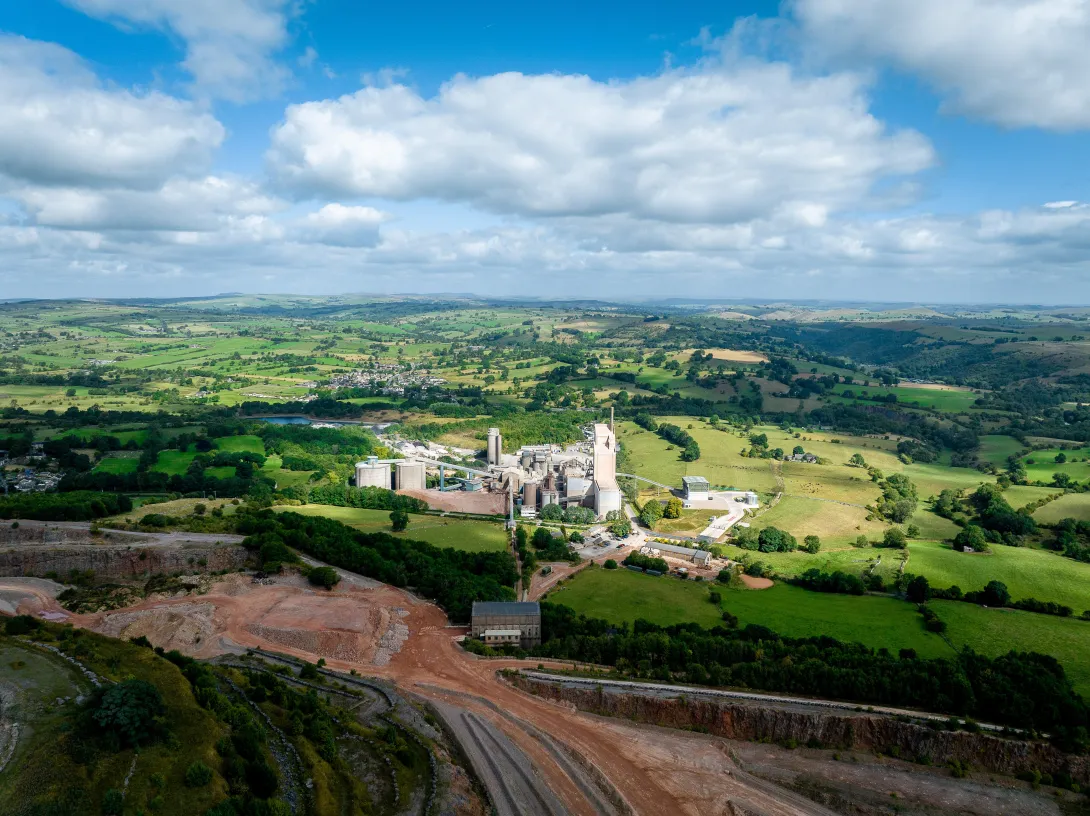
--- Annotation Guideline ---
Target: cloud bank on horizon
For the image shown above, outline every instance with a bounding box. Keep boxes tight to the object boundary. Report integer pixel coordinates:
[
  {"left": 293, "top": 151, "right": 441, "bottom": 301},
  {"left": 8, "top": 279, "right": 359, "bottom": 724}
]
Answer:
[{"left": 1, "top": 0, "right": 1090, "bottom": 303}]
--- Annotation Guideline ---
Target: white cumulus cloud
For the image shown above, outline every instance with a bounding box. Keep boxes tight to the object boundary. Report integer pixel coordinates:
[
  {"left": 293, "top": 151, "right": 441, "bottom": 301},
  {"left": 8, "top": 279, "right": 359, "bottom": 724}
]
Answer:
[
  {"left": 267, "top": 62, "right": 933, "bottom": 224},
  {"left": 63, "top": 0, "right": 296, "bottom": 101},
  {"left": 0, "top": 36, "right": 224, "bottom": 190},
  {"left": 794, "top": 0, "right": 1090, "bottom": 130}
]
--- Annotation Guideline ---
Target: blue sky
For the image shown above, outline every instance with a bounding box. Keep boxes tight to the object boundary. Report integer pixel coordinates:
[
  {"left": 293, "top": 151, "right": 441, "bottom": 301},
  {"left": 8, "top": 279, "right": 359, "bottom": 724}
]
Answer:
[{"left": 1, "top": 0, "right": 1090, "bottom": 302}]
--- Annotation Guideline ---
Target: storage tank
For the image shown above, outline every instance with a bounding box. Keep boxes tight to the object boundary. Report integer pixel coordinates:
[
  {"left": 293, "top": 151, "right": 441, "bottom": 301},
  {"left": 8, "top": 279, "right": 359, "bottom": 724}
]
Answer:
[
  {"left": 487, "top": 427, "right": 502, "bottom": 466},
  {"left": 355, "top": 456, "right": 391, "bottom": 489},
  {"left": 394, "top": 460, "right": 426, "bottom": 491},
  {"left": 523, "top": 482, "right": 540, "bottom": 510}
]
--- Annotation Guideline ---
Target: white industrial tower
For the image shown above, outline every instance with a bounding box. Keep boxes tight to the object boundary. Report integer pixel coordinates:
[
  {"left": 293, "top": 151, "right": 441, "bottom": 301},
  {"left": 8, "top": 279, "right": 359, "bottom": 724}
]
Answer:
[
  {"left": 487, "top": 427, "right": 502, "bottom": 466},
  {"left": 590, "top": 422, "right": 621, "bottom": 518}
]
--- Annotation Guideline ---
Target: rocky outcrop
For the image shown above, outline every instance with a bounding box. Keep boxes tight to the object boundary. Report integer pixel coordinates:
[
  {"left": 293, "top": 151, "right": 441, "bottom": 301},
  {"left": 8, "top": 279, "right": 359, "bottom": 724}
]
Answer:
[
  {"left": 511, "top": 674, "right": 1090, "bottom": 784},
  {"left": 0, "top": 544, "right": 250, "bottom": 579},
  {"left": 0, "top": 526, "right": 250, "bottom": 579}
]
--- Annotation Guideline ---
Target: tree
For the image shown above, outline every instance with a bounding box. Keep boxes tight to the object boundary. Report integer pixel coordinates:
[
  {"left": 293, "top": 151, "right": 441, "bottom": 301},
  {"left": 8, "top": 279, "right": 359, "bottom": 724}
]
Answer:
[
  {"left": 308, "top": 566, "right": 340, "bottom": 589},
  {"left": 982, "top": 580, "right": 1011, "bottom": 607},
  {"left": 604, "top": 559, "right": 618, "bottom": 569},
  {"left": 906, "top": 575, "right": 931, "bottom": 603},
  {"left": 717, "top": 567, "right": 734, "bottom": 585},
  {"left": 757, "top": 526, "right": 797, "bottom": 553},
  {"left": 733, "top": 526, "right": 760, "bottom": 550},
  {"left": 663, "top": 497, "right": 683, "bottom": 519},
  {"left": 749, "top": 433, "right": 768, "bottom": 449},
  {"left": 792, "top": 445, "right": 805, "bottom": 456},
  {"left": 953, "top": 524, "right": 988, "bottom": 552},
  {"left": 906, "top": 524, "right": 920, "bottom": 538},
  {"left": 389, "top": 509, "right": 409, "bottom": 532},
  {"left": 849, "top": 453, "right": 867, "bottom": 467},
  {"left": 92, "top": 679, "right": 166, "bottom": 749},
  {"left": 1056, "top": 452, "right": 1068, "bottom": 463},
  {"left": 854, "top": 534, "right": 870, "bottom": 548},
  {"left": 609, "top": 516, "right": 632, "bottom": 538},
  {"left": 185, "top": 761, "right": 213, "bottom": 788},
  {"left": 640, "top": 500, "right": 663, "bottom": 529},
  {"left": 193, "top": 503, "right": 207, "bottom": 516},
  {"left": 882, "top": 528, "right": 907, "bottom": 549},
  {"left": 803, "top": 535, "right": 821, "bottom": 554},
  {"left": 540, "top": 503, "right": 563, "bottom": 521}
]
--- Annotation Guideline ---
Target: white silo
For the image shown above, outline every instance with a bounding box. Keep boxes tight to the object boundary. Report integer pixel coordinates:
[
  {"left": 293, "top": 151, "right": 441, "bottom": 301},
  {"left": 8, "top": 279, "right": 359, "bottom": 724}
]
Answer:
[
  {"left": 395, "top": 460, "right": 426, "bottom": 491},
  {"left": 487, "top": 427, "right": 502, "bottom": 465},
  {"left": 355, "top": 456, "right": 391, "bottom": 489}
]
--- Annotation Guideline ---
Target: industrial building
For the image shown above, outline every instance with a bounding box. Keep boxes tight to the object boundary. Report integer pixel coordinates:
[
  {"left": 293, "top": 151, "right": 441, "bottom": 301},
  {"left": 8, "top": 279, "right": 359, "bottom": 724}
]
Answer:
[
  {"left": 682, "top": 476, "right": 711, "bottom": 503},
  {"left": 589, "top": 423, "right": 622, "bottom": 518},
  {"left": 644, "top": 542, "right": 713, "bottom": 568},
  {"left": 355, "top": 456, "right": 392, "bottom": 490},
  {"left": 394, "top": 460, "right": 426, "bottom": 491},
  {"left": 487, "top": 427, "right": 503, "bottom": 466},
  {"left": 471, "top": 601, "right": 541, "bottom": 648}
]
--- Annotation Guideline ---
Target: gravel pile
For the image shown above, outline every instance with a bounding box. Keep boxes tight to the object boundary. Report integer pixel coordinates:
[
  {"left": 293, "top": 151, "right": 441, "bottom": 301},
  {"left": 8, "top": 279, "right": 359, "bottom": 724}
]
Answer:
[{"left": 372, "top": 608, "right": 409, "bottom": 666}]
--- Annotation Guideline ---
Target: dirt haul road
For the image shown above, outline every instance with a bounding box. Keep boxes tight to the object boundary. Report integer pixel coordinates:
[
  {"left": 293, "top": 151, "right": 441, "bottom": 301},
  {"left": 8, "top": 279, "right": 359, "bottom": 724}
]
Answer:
[{"left": 11, "top": 570, "right": 835, "bottom": 815}]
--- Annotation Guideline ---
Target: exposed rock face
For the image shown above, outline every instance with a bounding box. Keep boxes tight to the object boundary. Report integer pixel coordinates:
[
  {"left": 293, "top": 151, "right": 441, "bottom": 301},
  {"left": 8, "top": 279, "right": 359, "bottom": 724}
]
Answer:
[
  {"left": 511, "top": 675, "right": 1090, "bottom": 784},
  {"left": 0, "top": 526, "right": 250, "bottom": 579}
]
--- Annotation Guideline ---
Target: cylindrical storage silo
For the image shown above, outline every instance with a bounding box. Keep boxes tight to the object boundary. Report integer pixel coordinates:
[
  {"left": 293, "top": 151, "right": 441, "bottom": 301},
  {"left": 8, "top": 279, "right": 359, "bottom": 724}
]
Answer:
[
  {"left": 394, "top": 460, "right": 426, "bottom": 491},
  {"left": 523, "top": 482, "right": 540, "bottom": 510},
  {"left": 355, "top": 456, "right": 391, "bottom": 489}
]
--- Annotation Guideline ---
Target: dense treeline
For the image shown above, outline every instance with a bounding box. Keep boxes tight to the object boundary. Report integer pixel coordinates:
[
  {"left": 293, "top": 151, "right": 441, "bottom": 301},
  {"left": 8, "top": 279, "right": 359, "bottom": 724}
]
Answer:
[
  {"left": 533, "top": 603, "right": 1090, "bottom": 748},
  {"left": 789, "top": 568, "right": 865, "bottom": 595},
  {"left": 237, "top": 511, "right": 517, "bottom": 621},
  {"left": 0, "top": 490, "right": 132, "bottom": 521},
  {"left": 60, "top": 468, "right": 263, "bottom": 499}
]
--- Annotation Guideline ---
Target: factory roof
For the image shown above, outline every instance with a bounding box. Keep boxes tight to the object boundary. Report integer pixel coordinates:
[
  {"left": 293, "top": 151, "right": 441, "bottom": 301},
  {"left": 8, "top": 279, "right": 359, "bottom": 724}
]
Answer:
[
  {"left": 682, "top": 476, "right": 710, "bottom": 488},
  {"left": 472, "top": 601, "right": 541, "bottom": 616}
]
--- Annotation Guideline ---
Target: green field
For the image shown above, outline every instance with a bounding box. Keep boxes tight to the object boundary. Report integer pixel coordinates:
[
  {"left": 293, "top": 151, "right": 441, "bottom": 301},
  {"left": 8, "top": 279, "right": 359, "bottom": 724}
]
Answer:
[
  {"left": 830, "top": 384, "right": 981, "bottom": 412},
  {"left": 150, "top": 449, "right": 197, "bottom": 475},
  {"left": 978, "top": 435, "right": 1025, "bottom": 465},
  {"left": 550, "top": 568, "right": 952, "bottom": 658},
  {"left": 935, "top": 601, "right": 1090, "bottom": 695},
  {"left": 908, "top": 540, "right": 1090, "bottom": 613},
  {"left": 748, "top": 495, "right": 889, "bottom": 546},
  {"left": 1020, "top": 447, "right": 1090, "bottom": 482},
  {"left": 260, "top": 455, "right": 316, "bottom": 489},
  {"left": 214, "top": 434, "right": 265, "bottom": 454},
  {"left": 546, "top": 565, "right": 725, "bottom": 628},
  {"left": 720, "top": 543, "right": 900, "bottom": 583},
  {"left": 92, "top": 456, "right": 139, "bottom": 474},
  {"left": 277, "top": 505, "right": 509, "bottom": 552},
  {"left": 1033, "top": 492, "right": 1090, "bottom": 523}
]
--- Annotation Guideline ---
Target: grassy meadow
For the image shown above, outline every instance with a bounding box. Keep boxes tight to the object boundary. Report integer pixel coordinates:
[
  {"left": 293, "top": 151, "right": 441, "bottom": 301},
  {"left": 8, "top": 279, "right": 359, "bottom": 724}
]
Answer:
[
  {"left": 935, "top": 601, "right": 1090, "bottom": 695},
  {"left": 276, "top": 504, "right": 510, "bottom": 553},
  {"left": 550, "top": 568, "right": 952, "bottom": 658},
  {"left": 907, "top": 540, "right": 1090, "bottom": 613}
]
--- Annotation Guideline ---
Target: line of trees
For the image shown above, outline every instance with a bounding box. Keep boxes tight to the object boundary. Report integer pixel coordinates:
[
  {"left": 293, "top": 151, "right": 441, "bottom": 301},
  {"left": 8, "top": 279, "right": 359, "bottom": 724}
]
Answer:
[
  {"left": 532, "top": 603, "right": 1089, "bottom": 749},
  {"left": 237, "top": 511, "right": 517, "bottom": 622}
]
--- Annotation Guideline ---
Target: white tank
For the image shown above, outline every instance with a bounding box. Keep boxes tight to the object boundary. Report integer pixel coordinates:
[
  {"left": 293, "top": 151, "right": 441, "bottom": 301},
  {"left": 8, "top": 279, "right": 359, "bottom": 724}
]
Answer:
[
  {"left": 355, "top": 456, "right": 391, "bottom": 489},
  {"left": 395, "top": 460, "right": 426, "bottom": 491}
]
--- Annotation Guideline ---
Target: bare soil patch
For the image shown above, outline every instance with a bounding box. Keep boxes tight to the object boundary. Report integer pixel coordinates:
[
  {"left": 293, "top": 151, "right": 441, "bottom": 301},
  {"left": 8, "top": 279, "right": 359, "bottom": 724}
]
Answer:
[
  {"left": 739, "top": 574, "right": 774, "bottom": 589},
  {"left": 399, "top": 489, "right": 505, "bottom": 515}
]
